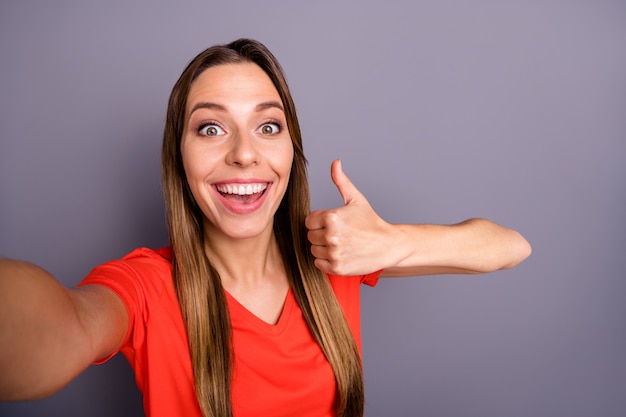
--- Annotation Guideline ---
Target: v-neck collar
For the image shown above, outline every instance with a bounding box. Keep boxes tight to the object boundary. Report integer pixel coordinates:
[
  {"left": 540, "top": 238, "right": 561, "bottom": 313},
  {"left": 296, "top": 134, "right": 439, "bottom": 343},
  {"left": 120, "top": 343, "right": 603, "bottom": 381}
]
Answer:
[{"left": 225, "top": 288, "right": 294, "bottom": 336}]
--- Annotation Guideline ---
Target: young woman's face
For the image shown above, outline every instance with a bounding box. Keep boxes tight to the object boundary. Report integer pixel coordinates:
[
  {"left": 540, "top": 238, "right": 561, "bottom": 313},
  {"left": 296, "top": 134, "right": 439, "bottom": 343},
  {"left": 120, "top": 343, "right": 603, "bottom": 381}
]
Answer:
[{"left": 181, "top": 63, "right": 294, "bottom": 241}]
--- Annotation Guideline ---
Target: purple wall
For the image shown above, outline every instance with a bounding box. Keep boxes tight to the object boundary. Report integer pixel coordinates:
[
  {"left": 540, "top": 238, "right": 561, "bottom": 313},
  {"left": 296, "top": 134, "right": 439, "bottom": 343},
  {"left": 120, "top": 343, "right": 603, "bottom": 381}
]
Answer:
[{"left": 1, "top": 1, "right": 625, "bottom": 416}]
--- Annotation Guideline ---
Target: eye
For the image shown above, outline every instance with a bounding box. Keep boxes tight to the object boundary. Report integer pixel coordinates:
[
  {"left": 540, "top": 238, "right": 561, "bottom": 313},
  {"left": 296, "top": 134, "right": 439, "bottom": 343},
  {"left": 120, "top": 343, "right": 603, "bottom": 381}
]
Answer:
[
  {"left": 198, "top": 123, "right": 225, "bottom": 137},
  {"left": 257, "top": 122, "right": 282, "bottom": 135}
]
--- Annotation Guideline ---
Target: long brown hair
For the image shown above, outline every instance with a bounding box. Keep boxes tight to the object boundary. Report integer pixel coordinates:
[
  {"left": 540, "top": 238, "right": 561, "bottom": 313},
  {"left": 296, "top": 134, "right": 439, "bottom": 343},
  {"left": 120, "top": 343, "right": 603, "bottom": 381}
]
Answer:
[{"left": 161, "top": 38, "right": 364, "bottom": 417}]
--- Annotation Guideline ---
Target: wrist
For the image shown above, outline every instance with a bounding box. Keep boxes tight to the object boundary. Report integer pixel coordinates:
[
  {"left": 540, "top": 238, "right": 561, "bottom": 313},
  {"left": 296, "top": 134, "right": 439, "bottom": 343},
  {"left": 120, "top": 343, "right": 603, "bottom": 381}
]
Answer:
[{"left": 385, "top": 223, "right": 417, "bottom": 269}]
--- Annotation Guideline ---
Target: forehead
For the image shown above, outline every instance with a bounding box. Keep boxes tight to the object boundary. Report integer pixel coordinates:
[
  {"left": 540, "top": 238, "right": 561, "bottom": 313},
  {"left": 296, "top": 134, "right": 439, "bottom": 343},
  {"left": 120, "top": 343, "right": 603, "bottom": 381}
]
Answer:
[{"left": 187, "top": 63, "right": 281, "bottom": 109}]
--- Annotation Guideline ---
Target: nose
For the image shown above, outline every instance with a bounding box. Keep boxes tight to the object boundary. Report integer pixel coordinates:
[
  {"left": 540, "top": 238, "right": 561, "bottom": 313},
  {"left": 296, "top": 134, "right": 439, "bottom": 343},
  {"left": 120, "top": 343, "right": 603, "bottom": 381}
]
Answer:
[{"left": 225, "top": 130, "right": 259, "bottom": 167}]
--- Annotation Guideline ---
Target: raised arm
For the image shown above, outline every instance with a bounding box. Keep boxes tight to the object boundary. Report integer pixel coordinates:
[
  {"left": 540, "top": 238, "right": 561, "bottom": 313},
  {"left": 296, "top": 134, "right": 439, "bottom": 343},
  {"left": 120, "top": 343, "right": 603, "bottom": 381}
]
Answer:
[
  {"left": 0, "top": 259, "right": 127, "bottom": 400},
  {"left": 305, "top": 160, "right": 531, "bottom": 277}
]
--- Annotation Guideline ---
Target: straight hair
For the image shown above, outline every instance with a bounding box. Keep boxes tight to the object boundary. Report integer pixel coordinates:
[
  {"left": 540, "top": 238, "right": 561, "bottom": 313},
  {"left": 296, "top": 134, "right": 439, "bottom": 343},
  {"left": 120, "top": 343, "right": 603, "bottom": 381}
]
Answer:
[{"left": 161, "top": 39, "right": 364, "bottom": 417}]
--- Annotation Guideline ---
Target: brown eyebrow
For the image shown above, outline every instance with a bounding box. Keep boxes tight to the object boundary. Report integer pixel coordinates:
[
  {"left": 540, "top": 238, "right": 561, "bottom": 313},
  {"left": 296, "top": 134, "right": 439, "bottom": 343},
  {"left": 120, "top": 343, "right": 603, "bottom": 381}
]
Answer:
[
  {"left": 188, "top": 101, "right": 284, "bottom": 118},
  {"left": 189, "top": 102, "right": 227, "bottom": 116},
  {"left": 254, "top": 101, "right": 284, "bottom": 112}
]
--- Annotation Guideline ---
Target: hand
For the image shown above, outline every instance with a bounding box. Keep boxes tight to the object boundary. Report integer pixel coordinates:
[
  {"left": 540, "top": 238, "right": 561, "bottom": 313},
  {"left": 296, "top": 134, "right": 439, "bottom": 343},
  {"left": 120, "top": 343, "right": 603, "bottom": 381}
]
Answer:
[{"left": 305, "top": 160, "right": 397, "bottom": 276}]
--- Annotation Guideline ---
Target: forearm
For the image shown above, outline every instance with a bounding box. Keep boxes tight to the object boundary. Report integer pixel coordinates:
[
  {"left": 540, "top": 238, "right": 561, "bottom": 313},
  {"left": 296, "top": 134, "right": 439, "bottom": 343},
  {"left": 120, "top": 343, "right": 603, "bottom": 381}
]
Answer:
[
  {"left": 382, "top": 218, "right": 532, "bottom": 277},
  {"left": 0, "top": 260, "right": 94, "bottom": 400}
]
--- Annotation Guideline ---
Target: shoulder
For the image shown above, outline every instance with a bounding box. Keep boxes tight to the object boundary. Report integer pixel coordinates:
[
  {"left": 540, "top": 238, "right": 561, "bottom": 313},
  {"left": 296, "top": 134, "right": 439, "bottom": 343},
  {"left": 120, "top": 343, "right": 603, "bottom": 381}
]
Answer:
[
  {"left": 118, "top": 246, "right": 172, "bottom": 267},
  {"left": 79, "top": 247, "right": 174, "bottom": 314},
  {"left": 86, "top": 247, "right": 172, "bottom": 281}
]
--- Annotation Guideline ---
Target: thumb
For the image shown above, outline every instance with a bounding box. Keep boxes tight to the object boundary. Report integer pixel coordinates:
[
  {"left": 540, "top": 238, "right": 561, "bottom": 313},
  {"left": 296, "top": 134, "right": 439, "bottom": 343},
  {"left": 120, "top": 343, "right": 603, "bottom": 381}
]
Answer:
[{"left": 331, "top": 159, "right": 361, "bottom": 205}]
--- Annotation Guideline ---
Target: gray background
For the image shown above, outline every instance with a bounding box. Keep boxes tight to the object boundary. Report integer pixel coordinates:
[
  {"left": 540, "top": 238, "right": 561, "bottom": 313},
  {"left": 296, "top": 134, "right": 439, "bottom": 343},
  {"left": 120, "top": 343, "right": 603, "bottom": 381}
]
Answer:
[{"left": 1, "top": 1, "right": 624, "bottom": 416}]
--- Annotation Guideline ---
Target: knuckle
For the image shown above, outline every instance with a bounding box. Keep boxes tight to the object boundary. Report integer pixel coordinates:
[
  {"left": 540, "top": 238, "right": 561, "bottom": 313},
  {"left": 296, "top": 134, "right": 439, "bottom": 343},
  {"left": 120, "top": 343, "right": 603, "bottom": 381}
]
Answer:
[
  {"left": 325, "top": 234, "right": 341, "bottom": 247},
  {"left": 327, "top": 211, "right": 342, "bottom": 224}
]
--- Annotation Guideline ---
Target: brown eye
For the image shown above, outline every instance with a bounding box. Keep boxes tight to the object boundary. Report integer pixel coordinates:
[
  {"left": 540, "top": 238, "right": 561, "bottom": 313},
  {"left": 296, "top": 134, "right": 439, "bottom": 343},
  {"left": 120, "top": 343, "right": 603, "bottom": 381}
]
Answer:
[
  {"left": 258, "top": 122, "right": 280, "bottom": 135},
  {"left": 199, "top": 124, "right": 225, "bottom": 137}
]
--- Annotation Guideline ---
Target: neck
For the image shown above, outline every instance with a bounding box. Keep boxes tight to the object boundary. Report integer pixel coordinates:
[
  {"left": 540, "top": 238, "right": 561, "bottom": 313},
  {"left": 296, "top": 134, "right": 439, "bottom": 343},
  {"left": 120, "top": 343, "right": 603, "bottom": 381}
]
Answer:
[{"left": 202, "top": 222, "right": 285, "bottom": 287}]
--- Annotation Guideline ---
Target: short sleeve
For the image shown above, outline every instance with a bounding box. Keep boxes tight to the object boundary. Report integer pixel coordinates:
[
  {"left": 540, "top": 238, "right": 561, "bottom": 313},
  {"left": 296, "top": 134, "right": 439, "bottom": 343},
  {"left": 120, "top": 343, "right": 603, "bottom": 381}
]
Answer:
[
  {"left": 77, "top": 247, "right": 172, "bottom": 364},
  {"left": 327, "top": 270, "right": 381, "bottom": 353},
  {"left": 360, "top": 270, "right": 381, "bottom": 287}
]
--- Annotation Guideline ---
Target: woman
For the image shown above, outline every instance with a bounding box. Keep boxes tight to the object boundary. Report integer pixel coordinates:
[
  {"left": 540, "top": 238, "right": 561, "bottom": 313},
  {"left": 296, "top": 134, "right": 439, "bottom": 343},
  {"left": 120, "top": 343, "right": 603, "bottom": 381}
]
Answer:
[{"left": 0, "top": 39, "right": 531, "bottom": 417}]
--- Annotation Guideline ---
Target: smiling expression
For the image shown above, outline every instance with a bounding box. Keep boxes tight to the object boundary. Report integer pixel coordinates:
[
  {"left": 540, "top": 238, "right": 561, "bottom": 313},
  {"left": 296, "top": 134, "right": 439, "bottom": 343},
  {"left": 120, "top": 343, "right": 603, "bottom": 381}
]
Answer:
[{"left": 181, "top": 63, "right": 294, "bottom": 241}]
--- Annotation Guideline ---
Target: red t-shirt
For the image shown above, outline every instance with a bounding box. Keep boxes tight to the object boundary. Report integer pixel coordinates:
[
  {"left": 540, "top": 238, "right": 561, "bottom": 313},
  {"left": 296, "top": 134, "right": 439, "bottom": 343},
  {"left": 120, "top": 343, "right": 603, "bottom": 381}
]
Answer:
[{"left": 79, "top": 247, "right": 379, "bottom": 417}]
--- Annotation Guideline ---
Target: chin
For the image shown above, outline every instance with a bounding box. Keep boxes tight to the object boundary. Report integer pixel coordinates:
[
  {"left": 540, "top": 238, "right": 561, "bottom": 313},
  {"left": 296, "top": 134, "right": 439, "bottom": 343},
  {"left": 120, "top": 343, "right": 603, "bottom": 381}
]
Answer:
[{"left": 205, "top": 219, "right": 273, "bottom": 241}]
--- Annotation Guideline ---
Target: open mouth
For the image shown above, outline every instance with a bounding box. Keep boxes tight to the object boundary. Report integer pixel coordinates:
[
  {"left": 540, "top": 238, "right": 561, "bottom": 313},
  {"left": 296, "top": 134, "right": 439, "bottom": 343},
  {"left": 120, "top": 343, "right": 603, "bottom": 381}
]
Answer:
[{"left": 215, "top": 183, "right": 269, "bottom": 204}]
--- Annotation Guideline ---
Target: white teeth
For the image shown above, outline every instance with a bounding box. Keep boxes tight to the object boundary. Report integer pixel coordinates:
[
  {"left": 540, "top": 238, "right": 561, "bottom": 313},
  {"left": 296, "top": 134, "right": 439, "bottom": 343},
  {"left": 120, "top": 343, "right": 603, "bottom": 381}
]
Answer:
[{"left": 216, "top": 183, "right": 267, "bottom": 195}]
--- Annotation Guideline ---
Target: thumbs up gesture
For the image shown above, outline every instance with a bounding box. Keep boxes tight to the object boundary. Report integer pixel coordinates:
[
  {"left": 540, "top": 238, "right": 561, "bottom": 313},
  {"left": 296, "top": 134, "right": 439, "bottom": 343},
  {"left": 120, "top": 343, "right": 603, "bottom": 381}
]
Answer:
[{"left": 305, "top": 160, "right": 397, "bottom": 276}]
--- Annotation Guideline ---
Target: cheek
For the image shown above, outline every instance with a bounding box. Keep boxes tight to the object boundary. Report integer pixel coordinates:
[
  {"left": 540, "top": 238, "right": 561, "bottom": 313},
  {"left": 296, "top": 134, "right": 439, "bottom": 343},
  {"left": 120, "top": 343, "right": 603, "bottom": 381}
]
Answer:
[
  {"left": 181, "top": 149, "right": 213, "bottom": 208},
  {"left": 181, "top": 155, "right": 199, "bottom": 191},
  {"left": 275, "top": 143, "right": 295, "bottom": 174},
  {"left": 182, "top": 142, "right": 215, "bottom": 180},
  {"left": 180, "top": 140, "right": 195, "bottom": 178}
]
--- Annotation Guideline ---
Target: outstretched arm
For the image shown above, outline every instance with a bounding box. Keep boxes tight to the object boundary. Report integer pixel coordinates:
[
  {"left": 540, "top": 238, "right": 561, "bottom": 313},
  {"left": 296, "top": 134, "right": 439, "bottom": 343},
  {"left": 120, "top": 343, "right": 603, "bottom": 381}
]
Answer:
[
  {"left": 305, "top": 160, "right": 531, "bottom": 277},
  {"left": 0, "top": 259, "right": 127, "bottom": 400}
]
